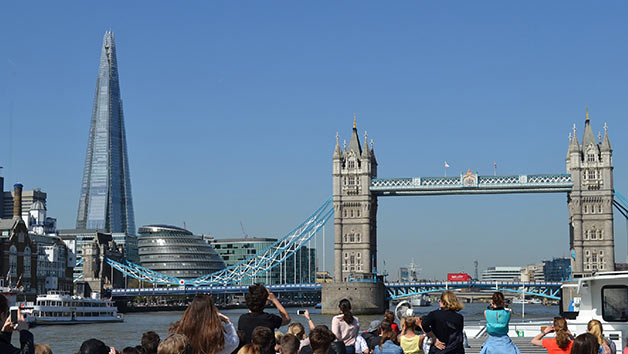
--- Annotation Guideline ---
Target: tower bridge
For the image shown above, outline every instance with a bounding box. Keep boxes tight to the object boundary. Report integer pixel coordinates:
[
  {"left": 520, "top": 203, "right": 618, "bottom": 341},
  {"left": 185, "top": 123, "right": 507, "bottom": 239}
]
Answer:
[{"left": 78, "top": 113, "right": 627, "bottom": 315}]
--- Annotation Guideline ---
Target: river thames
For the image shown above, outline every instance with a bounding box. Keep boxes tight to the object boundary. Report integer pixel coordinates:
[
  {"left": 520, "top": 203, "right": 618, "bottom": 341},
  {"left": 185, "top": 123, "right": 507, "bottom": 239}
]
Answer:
[{"left": 14, "top": 303, "right": 559, "bottom": 353}]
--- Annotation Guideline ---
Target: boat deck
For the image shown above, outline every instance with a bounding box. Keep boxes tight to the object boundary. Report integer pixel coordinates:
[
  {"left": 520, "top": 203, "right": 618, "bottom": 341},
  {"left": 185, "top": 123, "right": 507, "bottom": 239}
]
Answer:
[{"left": 466, "top": 337, "right": 551, "bottom": 354}]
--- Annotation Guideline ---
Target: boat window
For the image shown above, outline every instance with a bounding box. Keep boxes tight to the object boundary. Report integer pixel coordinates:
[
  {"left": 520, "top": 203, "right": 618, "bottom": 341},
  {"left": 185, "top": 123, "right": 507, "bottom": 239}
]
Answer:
[
  {"left": 602, "top": 285, "right": 628, "bottom": 322},
  {"left": 560, "top": 285, "right": 580, "bottom": 320}
]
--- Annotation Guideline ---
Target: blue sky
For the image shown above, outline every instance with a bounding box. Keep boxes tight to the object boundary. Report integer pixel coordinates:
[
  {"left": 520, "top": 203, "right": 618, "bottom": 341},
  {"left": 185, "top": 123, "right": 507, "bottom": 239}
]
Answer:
[{"left": 1, "top": 1, "right": 627, "bottom": 279}]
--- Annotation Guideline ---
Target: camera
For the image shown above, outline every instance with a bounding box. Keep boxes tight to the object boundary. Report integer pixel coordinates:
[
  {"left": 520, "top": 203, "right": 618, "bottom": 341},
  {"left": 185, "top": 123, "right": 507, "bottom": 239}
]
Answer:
[{"left": 296, "top": 309, "right": 306, "bottom": 315}]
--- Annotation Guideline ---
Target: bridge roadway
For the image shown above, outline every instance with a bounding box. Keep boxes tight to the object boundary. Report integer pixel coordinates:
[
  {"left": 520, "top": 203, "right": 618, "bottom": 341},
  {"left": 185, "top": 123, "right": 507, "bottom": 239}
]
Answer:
[{"left": 111, "top": 280, "right": 562, "bottom": 299}]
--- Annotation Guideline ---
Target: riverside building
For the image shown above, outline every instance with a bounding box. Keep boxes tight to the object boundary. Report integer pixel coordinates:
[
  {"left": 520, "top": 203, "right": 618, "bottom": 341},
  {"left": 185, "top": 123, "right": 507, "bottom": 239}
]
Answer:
[
  {"left": 211, "top": 237, "right": 316, "bottom": 284},
  {"left": 137, "top": 225, "right": 225, "bottom": 279}
]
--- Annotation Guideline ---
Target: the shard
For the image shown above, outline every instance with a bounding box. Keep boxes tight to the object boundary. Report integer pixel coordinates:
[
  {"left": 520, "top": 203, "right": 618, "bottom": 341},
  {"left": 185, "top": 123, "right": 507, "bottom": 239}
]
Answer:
[{"left": 76, "top": 31, "right": 136, "bottom": 235}]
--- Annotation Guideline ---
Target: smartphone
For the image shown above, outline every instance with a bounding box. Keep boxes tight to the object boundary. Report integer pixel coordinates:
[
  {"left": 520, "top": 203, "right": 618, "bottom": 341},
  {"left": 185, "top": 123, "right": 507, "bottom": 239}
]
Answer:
[
  {"left": 10, "top": 309, "right": 18, "bottom": 323},
  {"left": 296, "top": 309, "right": 306, "bottom": 315}
]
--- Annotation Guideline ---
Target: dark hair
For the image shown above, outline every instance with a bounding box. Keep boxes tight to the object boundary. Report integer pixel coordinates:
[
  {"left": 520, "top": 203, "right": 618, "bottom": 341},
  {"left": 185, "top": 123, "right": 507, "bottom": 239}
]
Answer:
[
  {"left": 176, "top": 294, "right": 225, "bottom": 354},
  {"left": 252, "top": 326, "right": 274, "bottom": 352},
  {"left": 380, "top": 320, "right": 392, "bottom": 333},
  {"left": 246, "top": 284, "right": 269, "bottom": 313},
  {"left": 309, "top": 326, "right": 336, "bottom": 354},
  {"left": 0, "top": 294, "right": 8, "bottom": 316},
  {"left": 379, "top": 327, "right": 398, "bottom": 349},
  {"left": 384, "top": 310, "right": 395, "bottom": 324},
  {"left": 122, "top": 347, "right": 141, "bottom": 354},
  {"left": 491, "top": 292, "right": 505, "bottom": 309},
  {"left": 142, "top": 331, "right": 161, "bottom": 354},
  {"left": 571, "top": 333, "right": 598, "bottom": 354},
  {"left": 338, "top": 299, "right": 354, "bottom": 324},
  {"left": 79, "top": 339, "right": 110, "bottom": 354},
  {"left": 280, "top": 333, "right": 300, "bottom": 354}
]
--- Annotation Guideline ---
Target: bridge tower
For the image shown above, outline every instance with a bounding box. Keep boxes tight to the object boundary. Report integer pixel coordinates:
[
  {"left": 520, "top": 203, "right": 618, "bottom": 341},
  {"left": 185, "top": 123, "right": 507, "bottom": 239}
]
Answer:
[
  {"left": 332, "top": 116, "right": 378, "bottom": 281},
  {"left": 567, "top": 110, "right": 615, "bottom": 278},
  {"left": 323, "top": 117, "right": 387, "bottom": 315}
]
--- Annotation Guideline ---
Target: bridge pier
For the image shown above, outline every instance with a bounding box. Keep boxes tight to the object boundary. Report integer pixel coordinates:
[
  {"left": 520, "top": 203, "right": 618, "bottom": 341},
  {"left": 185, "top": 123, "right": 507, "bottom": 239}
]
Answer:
[{"left": 322, "top": 281, "right": 388, "bottom": 315}]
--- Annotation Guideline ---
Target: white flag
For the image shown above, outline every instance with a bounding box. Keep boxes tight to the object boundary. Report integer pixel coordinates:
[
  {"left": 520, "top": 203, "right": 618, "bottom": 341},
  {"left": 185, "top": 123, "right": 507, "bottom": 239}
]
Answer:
[{"left": 444, "top": 161, "right": 450, "bottom": 168}]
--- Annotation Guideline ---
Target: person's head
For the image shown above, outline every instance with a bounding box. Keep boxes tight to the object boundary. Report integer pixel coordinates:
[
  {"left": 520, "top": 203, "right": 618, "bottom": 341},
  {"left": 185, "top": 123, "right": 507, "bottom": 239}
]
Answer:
[
  {"left": 338, "top": 299, "right": 354, "bottom": 324},
  {"left": 379, "top": 326, "right": 398, "bottom": 349},
  {"left": 157, "top": 334, "right": 193, "bottom": 354},
  {"left": 280, "top": 333, "right": 300, "bottom": 354},
  {"left": 251, "top": 326, "right": 275, "bottom": 353},
  {"left": 274, "top": 331, "right": 284, "bottom": 352},
  {"left": 122, "top": 347, "right": 142, "bottom": 354},
  {"left": 0, "top": 294, "right": 9, "bottom": 326},
  {"left": 79, "top": 339, "right": 110, "bottom": 354},
  {"left": 586, "top": 319, "right": 607, "bottom": 346},
  {"left": 35, "top": 343, "right": 53, "bottom": 354},
  {"left": 287, "top": 323, "right": 306, "bottom": 340},
  {"left": 570, "top": 333, "right": 598, "bottom": 354},
  {"left": 491, "top": 292, "right": 505, "bottom": 309},
  {"left": 168, "top": 321, "right": 180, "bottom": 335},
  {"left": 176, "top": 294, "right": 225, "bottom": 354},
  {"left": 142, "top": 331, "right": 161, "bottom": 354},
  {"left": 384, "top": 310, "right": 395, "bottom": 324},
  {"left": 402, "top": 317, "right": 416, "bottom": 335},
  {"left": 439, "top": 291, "right": 464, "bottom": 312},
  {"left": 245, "top": 284, "right": 269, "bottom": 313},
  {"left": 237, "top": 345, "right": 261, "bottom": 354},
  {"left": 309, "top": 326, "right": 336, "bottom": 354},
  {"left": 380, "top": 320, "right": 392, "bottom": 334},
  {"left": 553, "top": 317, "right": 571, "bottom": 349}
]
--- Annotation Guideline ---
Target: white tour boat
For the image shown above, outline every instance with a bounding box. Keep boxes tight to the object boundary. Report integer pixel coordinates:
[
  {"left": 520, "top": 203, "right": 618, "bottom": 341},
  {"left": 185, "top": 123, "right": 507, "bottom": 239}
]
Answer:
[
  {"left": 465, "top": 271, "right": 628, "bottom": 350},
  {"left": 21, "top": 291, "right": 123, "bottom": 325}
]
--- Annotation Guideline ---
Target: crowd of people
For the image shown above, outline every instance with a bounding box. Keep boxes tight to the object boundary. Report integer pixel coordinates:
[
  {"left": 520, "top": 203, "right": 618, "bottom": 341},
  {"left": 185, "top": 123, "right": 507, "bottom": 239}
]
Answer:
[{"left": 0, "top": 287, "right": 627, "bottom": 354}]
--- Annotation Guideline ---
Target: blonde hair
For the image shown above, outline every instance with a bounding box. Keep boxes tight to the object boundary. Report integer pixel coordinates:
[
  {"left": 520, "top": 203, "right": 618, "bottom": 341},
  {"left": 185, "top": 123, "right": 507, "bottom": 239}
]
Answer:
[
  {"left": 35, "top": 344, "right": 53, "bottom": 354},
  {"left": 288, "top": 323, "right": 306, "bottom": 340},
  {"left": 158, "top": 334, "right": 193, "bottom": 354},
  {"left": 275, "top": 330, "right": 284, "bottom": 343},
  {"left": 403, "top": 317, "right": 416, "bottom": 336},
  {"left": 440, "top": 291, "right": 464, "bottom": 311},
  {"left": 587, "top": 319, "right": 608, "bottom": 346}
]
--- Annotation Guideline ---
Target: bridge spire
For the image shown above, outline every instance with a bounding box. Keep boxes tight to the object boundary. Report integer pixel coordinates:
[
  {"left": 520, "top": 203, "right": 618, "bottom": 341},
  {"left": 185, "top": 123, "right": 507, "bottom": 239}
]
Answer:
[
  {"left": 601, "top": 122, "right": 612, "bottom": 152},
  {"left": 581, "top": 107, "right": 597, "bottom": 151},
  {"left": 333, "top": 132, "right": 342, "bottom": 158},
  {"left": 348, "top": 115, "right": 362, "bottom": 155}
]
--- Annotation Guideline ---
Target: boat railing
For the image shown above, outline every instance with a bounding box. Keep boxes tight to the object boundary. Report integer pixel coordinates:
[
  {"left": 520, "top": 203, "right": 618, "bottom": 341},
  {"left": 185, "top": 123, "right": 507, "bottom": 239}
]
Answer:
[{"left": 473, "top": 325, "right": 487, "bottom": 339}]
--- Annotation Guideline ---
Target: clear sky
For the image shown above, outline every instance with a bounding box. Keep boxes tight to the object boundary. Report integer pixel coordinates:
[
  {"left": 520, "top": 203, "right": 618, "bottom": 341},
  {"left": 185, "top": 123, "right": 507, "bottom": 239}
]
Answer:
[{"left": 1, "top": 1, "right": 627, "bottom": 279}]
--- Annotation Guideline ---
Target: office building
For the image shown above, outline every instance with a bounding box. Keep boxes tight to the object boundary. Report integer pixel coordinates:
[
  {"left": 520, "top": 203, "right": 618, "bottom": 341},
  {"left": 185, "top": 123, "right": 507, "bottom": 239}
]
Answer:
[
  {"left": 137, "top": 225, "right": 225, "bottom": 279},
  {"left": 76, "top": 31, "right": 135, "bottom": 235},
  {"left": 211, "top": 237, "right": 316, "bottom": 285},
  {"left": 481, "top": 266, "right": 522, "bottom": 282}
]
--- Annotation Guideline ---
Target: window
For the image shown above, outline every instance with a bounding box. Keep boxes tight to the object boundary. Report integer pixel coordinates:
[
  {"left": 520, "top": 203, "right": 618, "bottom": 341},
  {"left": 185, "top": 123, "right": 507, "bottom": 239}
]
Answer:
[
  {"left": 584, "top": 205, "right": 588, "bottom": 214},
  {"left": 23, "top": 246, "right": 31, "bottom": 278},
  {"left": 588, "top": 154, "right": 595, "bottom": 162},
  {"left": 601, "top": 286, "right": 628, "bottom": 322},
  {"left": 9, "top": 246, "right": 17, "bottom": 277},
  {"left": 348, "top": 161, "right": 355, "bottom": 169},
  {"left": 598, "top": 205, "right": 603, "bottom": 213}
]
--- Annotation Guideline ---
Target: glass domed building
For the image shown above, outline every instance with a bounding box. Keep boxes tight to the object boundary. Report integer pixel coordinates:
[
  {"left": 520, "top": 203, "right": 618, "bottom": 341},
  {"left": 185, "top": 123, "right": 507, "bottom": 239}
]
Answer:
[{"left": 137, "top": 225, "right": 226, "bottom": 279}]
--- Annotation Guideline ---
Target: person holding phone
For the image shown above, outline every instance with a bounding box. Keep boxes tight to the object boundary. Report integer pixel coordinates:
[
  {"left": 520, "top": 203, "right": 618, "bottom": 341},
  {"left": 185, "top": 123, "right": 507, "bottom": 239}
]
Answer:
[
  {"left": 0, "top": 294, "right": 34, "bottom": 354},
  {"left": 531, "top": 317, "right": 573, "bottom": 353},
  {"left": 479, "top": 292, "right": 520, "bottom": 354}
]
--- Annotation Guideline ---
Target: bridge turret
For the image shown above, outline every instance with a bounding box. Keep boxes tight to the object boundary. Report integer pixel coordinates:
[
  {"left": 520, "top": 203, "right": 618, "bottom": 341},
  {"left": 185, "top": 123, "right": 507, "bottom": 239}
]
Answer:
[
  {"left": 332, "top": 116, "right": 378, "bottom": 282},
  {"left": 566, "top": 109, "right": 615, "bottom": 278}
]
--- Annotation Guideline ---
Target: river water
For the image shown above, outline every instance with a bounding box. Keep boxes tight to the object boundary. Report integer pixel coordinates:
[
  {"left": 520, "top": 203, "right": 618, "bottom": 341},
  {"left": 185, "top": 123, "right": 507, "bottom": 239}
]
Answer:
[{"left": 15, "top": 303, "right": 559, "bottom": 353}]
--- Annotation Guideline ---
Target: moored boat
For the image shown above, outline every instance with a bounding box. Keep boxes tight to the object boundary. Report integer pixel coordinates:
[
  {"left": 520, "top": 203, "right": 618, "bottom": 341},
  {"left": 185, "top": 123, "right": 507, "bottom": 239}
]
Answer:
[{"left": 21, "top": 291, "right": 123, "bottom": 325}]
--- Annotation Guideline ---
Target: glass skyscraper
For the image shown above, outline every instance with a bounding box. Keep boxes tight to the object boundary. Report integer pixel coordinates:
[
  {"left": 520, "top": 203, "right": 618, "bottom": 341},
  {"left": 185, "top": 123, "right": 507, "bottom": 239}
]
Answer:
[{"left": 76, "top": 31, "right": 135, "bottom": 235}]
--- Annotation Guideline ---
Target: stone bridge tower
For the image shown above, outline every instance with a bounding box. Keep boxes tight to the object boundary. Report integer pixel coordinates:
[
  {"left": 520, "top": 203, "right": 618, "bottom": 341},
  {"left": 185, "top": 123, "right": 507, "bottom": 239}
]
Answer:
[
  {"left": 332, "top": 117, "right": 378, "bottom": 281},
  {"left": 567, "top": 110, "right": 614, "bottom": 278}
]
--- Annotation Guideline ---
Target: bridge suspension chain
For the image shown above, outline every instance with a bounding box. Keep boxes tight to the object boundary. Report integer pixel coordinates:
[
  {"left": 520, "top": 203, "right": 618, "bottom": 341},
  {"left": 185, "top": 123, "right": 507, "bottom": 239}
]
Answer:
[{"left": 98, "top": 198, "right": 333, "bottom": 286}]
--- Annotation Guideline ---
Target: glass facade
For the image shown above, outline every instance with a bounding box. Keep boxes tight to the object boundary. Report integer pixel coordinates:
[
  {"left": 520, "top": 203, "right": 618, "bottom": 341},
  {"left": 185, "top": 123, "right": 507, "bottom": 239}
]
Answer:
[
  {"left": 211, "top": 238, "right": 316, "bottom": 285},
  {"left": 138, "top": 225, "right": 226, "bottom": 279},
  {"left": 76, "top": 31, "right": 135, "bottom": 235}
]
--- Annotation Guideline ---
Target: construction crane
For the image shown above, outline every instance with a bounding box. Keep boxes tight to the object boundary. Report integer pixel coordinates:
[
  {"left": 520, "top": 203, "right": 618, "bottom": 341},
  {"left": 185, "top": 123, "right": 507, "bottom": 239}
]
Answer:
[{"left": 240, "top": 221, "right": 249, "bottom": 239}]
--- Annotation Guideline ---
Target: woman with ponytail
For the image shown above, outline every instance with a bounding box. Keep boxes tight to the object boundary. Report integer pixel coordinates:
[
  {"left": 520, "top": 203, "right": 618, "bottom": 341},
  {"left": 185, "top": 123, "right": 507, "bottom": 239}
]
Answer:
[
  {"left": 587, "top": 320, "right": 616, "bottom": 354},
  {"left": 531, "top": 317, "right": 574, "bottom": 353},
  {"left": 479, "top": 292, "right": 520, "bottom": 354},
  {"left": 331, "top": 299, "right": 360, "bottom": 354}
]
